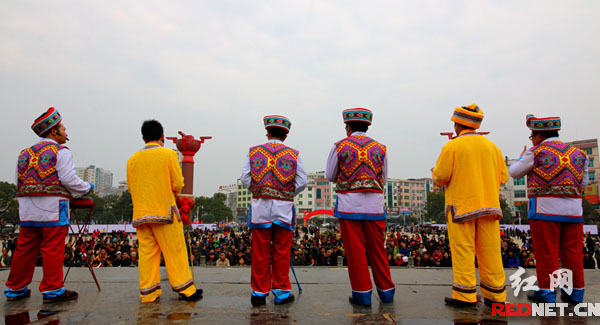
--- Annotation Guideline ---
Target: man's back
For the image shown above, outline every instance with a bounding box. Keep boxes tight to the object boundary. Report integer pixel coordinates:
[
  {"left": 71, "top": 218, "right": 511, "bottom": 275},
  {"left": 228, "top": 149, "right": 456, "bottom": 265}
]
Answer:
[
  {"left": 127, "top": 144, "right": 184, "bottom": 222},
  {"left": 433, "top": 131, "right": 508, "bottom": 221}
]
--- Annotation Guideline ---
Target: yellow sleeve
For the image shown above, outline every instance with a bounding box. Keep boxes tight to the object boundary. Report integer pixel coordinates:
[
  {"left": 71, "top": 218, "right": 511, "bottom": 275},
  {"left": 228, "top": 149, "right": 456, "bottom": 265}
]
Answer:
[
  {"left": 169, "top": 150, "right": 184, "bottom": 194},
  {"left": 433, "top": 144, "right": 453, "bottom": 186},
  {"left": 497, "top": 147, "right": 509, "bottom": 185},
  {"left": 126, "top": 157, "right": 134, "bottom": 193}
]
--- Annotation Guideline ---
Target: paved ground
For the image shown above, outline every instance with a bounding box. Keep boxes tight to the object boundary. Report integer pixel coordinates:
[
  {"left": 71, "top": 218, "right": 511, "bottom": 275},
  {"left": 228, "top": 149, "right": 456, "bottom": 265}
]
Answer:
[{"left": 1, "top": 267, "right": 599, "bottom": 324}]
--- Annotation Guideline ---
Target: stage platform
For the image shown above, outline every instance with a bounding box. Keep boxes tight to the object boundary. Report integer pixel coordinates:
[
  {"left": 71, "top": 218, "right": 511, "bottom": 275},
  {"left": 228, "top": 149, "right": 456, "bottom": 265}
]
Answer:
[{"left": 1, "top": 267, "right": 599, "bottom": 324}]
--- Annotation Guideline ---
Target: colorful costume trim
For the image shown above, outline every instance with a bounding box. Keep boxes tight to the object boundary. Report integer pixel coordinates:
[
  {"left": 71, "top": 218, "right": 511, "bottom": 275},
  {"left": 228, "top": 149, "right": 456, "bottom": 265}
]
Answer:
[
  {"left": 480, "top": 281, "right": 506, "bottom": 294},
  {"left": 527, "top": 141, "right": 586, "bottom": 198},
  {"left": 343, "top": 108, "right": 373, "bottom": 125},
  {"left": 249, "top": 143, "right": 298, "bottom": 201},
  {"left": 335, "top": 135, "right": 386, "bottom": 193},
  {"left": 172, "top": 279, "right": 194, "bottom": 293},
  {"left": 528, "top": 198, "right": 583, "bottom": 223},
  {"left": 452, "top": 283, "right": 477, "bottom": 294},
  {"left": 451, "top": 104, "right": 483, "bottom": 129},
  {"left": 526, "top": 114, "right": 561, "bottom": 131},
  {"left": 17, "top": 141, "right": 72, "bottom": 199},
  {"left": 31, "top": 107, "right": 62, "bottom": 137},
  {"left": 263, "top": 115, "right": 291, "bottom": 133},
  {"left": 445, "top": 205, "right": 502, "bottom": 223},
  {"left": 140, "top": 283, "right": 161, "bottom": 295},
  {"left": 20, "top": 199, "right": 70, "bottom": 227},
  {"left": 131, "top": 205, "right": 179, "bottom": 227},
  {"left": 247, "top": 208, "right": 295, "bottom": 231}
]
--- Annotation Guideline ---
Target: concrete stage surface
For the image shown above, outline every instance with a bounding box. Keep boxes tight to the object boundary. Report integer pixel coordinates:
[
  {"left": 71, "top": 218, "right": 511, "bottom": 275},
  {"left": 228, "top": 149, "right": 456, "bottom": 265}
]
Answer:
[{"left": 1, "top": 267, "right": 599, "bottom": 324}]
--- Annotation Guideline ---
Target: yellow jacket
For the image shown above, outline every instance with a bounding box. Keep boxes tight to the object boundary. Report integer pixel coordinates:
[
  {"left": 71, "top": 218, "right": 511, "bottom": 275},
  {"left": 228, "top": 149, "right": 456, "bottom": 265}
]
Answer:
[
  {"left": 127, "top": 142, "right": 184, "bottom": 227},
  {"left": 433, "top": 130, "right": 508, "bottom": 222}
]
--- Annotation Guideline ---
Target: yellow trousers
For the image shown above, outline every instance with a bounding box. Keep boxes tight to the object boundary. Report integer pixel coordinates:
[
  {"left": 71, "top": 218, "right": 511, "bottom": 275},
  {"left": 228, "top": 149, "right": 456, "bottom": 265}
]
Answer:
[
  {"left": 136, "top": 216, "right": 196, "bottom": 303},
  {"left": 447, "top": 216, "right": 506, "bottom": 303}
]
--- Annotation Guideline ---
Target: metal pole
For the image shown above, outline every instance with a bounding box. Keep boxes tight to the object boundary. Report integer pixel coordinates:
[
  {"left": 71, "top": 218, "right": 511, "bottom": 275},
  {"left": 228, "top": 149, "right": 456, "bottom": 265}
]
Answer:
[
  {"left": 290, "top": 259, "right": 302, "bottom": 293},
  {"left": 186, "top": 226, "right": 195, "bottom": 283}
]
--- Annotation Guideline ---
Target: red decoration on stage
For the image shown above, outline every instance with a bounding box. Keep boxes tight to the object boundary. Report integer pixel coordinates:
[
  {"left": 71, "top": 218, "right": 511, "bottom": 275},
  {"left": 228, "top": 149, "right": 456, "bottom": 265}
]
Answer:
[{"left": 176, "top": 196, "right": 194, "bottom": 225}]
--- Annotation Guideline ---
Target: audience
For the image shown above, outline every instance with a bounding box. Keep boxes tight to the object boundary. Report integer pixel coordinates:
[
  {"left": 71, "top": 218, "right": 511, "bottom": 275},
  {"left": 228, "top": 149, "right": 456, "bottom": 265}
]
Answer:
[{"left": 1, "top": 225, "right": 599, "bottom": 270}]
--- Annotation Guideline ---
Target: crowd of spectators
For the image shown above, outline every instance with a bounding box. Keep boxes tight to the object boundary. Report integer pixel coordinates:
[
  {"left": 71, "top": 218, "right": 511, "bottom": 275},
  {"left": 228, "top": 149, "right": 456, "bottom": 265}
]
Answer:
[{"left": 2, "top": 225, "right": 600, "bottom": 270}]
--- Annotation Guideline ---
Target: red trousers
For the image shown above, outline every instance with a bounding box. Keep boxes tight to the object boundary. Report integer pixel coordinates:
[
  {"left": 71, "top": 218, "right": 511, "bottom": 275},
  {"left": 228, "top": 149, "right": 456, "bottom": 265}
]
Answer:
[
  {"left": 5, "top": 226, "right": 68, "bottom": 293},
  {"left": 251, "top": 226, "right": 293, "bottom": 294},
  {"left": 339, "top": 219, "right": 395, "bottom": 293},
  {"left": 530, "top": 220, "right": 584, "bottom": 290}
]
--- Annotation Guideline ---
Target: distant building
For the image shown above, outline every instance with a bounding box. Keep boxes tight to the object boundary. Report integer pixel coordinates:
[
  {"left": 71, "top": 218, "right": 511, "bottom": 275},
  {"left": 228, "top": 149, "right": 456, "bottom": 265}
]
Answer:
[
  {"left": 218, "top": 184, "right": 238, "bottom": 216},
  {"left": 117, "top": 181, "right": 128, "bottom": 195},
  {"left": 500, "top": 158, "right": 528, "bottom": 221},
  {"left": 236, "top": 180, "right": 252, "bottom": 218},
  {"left": 76, "top": 165, "right": 114, "bottom": 197}
]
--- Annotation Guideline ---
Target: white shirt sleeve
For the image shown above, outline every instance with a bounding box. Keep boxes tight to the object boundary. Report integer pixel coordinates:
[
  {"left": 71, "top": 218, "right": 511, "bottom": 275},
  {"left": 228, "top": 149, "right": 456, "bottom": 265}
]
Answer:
[
  {"left": 508, "top": 149, "right": 534, "bottom": 179},
  {"left": 383, "top": 150, "right": 388, "bottom": 183},
  {"left": 294, "top": 155, "right": 308, "bottom": 195},
  {"left": 582, "top": 156, "right": 590, "bottom": 187},
  {"left": 325, "top": 145, "right": 338, "bottom": 182},
  {"left": 57, "top": 148, "right": 92, "bottom": 196},
  {"left": 240, "top": 151, "right": 251, "bottom": 189}
]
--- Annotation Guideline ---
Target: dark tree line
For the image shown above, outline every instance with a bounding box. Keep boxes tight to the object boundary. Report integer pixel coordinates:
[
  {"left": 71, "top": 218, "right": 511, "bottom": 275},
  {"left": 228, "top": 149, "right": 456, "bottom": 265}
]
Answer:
[
  {"left": 0, "top": 182, "right": 232, "bottom": 226},
  {"left": 194, "top": 193, "right": 233, "bottom": 223}
]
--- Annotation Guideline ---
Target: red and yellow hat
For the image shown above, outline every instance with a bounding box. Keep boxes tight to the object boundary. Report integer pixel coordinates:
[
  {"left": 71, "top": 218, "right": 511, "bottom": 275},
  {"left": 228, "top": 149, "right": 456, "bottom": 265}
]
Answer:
[
  {"left": 263, "top": 115, "right": 291, "bottom": 133},
  {"left": 526, "top": 114, "right": 561, "bottom": 131},
  {"left": 31, "top": 107, "right": 62, "bottom": 137},
  {"left": 451, "top": 104, "right": 484, "bottom": 129}
]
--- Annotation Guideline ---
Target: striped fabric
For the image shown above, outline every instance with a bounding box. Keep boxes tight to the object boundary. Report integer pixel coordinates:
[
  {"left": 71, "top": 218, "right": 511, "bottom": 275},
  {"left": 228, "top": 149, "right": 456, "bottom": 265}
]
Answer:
[{"left": 451, "top": 104, "right": 484, "bottom": 129}]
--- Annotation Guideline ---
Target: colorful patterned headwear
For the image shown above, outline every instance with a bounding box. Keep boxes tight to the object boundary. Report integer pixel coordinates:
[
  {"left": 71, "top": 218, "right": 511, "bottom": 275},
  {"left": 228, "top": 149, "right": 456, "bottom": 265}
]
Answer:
[
  {"left": 31, "top": 107, "right": 62, "bottom": 137},
  {"left": 263, "top": 115, "right": 291, "bottom": 133},
  {"left": 451, "top": 104, "right": 484, "bottom": 129},
  {"left": 342, "top": 108, "right": 373, "bottom": 125},
  {"left": 526, "top": 114, "right": 561, "bottom": 131}
]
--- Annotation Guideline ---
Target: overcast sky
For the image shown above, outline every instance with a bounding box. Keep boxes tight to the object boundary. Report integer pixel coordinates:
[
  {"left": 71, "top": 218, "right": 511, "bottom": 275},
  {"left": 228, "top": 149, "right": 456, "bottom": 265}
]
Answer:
[{"left": 1, "top": 1, "right": 599, "bottom": 196}]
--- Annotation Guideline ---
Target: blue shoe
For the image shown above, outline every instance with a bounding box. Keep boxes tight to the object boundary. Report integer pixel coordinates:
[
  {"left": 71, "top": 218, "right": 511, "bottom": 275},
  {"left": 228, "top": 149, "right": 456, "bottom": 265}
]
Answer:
[
  {"left": 377, "top": 287, "right": 395, "bottom": 303},
  {"left": 527, "top": 289, "right": 556, "bottom": 303},
  {"left": 561, "top": 288, "right": 584, "bottom": 304},
  {"left": 273, "top": 290, "right": 294, "bottom": 305},
  {"left": 5, "top": 288, "right": 31, "bottom": 301},
  {"left": 350, "top": 290, "right": 372, "bottom": 306}
]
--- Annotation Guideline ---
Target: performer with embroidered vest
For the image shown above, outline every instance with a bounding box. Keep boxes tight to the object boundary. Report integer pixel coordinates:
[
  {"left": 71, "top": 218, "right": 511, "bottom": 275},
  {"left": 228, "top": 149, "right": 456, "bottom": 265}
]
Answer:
[
  {"left": 127, "top": 120, "right": 202, "bottom": 303},
  {"left": 5, "top": 107, "right": 93, "bottom": 303},
  {"left": 241, "top": 115, "right": 307, "bottom": 306},
  {"left": 433, "top": 104, "right": 509, "bottom": 308},
  {"left": 509, "top": 114, "right": 588, "bottom": 303},
  {"left": 326, "top": 108, "right": 395, "bottom": 306}
]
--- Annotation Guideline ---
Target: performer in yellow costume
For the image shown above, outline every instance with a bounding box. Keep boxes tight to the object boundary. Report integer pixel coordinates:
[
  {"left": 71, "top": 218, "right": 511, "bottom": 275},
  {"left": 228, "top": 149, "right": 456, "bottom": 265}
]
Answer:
[
  {"left": 433, "top": 104, "right": 508, "bottom": 308},
  {"left": 127, "top": 120, "right": 202, "bottom": 303}
]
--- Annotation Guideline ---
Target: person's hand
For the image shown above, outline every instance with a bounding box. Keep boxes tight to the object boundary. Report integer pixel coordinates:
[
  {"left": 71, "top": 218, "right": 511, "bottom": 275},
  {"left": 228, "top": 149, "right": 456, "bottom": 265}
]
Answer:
[{"left": 519, "top": 145, "right": 527, "bottom": 158}]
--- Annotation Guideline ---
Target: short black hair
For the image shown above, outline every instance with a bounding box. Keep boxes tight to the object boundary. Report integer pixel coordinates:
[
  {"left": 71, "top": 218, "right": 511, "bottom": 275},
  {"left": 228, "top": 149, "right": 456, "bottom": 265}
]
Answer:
[
  {"left": 141, "top": 120, "right": 164, "bottom": 142},
  {"left": 347, "top": 121, "right": 369, "bottom": 133},
  {"left": 267, "top": 127, "right": 288, "bottom": 139},
  {"left": 532, "top": 130, "right": 559, "bottom": 139}
]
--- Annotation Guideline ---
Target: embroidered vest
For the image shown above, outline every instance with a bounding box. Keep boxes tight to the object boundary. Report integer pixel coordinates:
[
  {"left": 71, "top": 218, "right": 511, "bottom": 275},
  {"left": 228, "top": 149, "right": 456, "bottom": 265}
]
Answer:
[
  {"left": 17, "top": 141, "right": 72, "bottom": 198},
  {"left": 335, "top": 135, "right": 386, "bottom": 193},
  {"left": 249, "top": 142, "right": 298, "bottom": 201},
  {"left": 527, "top": 141, "right": 586, "bottom": 198}
]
